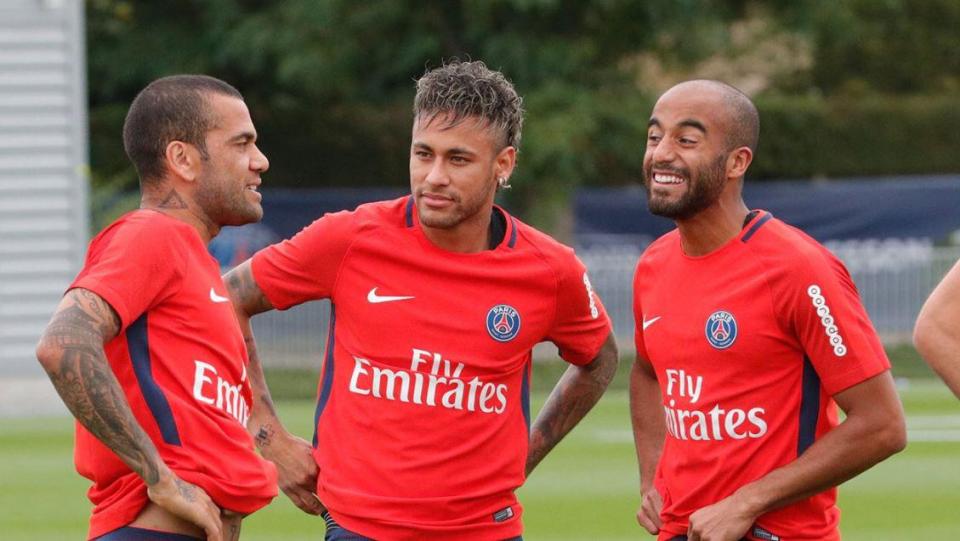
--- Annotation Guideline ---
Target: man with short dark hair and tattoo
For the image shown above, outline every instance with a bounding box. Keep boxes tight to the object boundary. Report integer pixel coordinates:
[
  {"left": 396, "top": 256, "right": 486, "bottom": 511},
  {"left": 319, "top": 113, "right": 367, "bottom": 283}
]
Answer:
[
  {"left": 630, "top": 80, "right": 906, "bottom": 541},
  {"left": 224, "top": 60, "right": 619, "bottom": 540},
  {"left": 35, "top": 75, "right": 277, "bottom": 541}
]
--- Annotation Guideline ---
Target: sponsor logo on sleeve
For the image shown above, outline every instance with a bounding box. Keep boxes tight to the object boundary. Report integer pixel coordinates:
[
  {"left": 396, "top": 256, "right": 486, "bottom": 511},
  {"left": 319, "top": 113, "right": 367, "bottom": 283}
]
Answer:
[
  {"left": 807, "top": 284, "right": 847, "bottom": 357},
  {"left": 486, "top": 304, "right": 521, "bottom": 342},
  {"left": 705, "top": 310, "right": 737, "bottom": 350}
]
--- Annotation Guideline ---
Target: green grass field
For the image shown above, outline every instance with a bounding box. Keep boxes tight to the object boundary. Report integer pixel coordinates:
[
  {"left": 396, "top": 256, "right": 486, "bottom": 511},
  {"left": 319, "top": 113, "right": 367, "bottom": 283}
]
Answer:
[{"left": 1, "top": 379, "right": 957, "bottom": 540}]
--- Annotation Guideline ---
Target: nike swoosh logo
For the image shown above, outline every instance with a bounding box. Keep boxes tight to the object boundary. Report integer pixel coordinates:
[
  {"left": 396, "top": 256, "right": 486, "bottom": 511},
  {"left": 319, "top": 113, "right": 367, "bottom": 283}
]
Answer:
[
  {"left": 367, "top": 287, "right": 415, "bottom": 304},
  {"left": 642, "top": 316, "right": 661, "bottom": 330},
  {"left": 210, "top": 288, "right": 230, "bottom": 303}
]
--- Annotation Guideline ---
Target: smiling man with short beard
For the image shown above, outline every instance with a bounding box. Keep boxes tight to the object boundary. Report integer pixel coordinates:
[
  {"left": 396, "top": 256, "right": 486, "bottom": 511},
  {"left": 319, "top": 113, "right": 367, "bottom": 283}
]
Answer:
[{"left": 630, "top": 80, "right": 906, "bottom": 541}]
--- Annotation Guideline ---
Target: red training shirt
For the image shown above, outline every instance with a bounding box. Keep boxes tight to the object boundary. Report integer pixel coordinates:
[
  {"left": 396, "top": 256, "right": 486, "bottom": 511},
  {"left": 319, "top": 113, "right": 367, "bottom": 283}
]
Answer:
[
  {"left": 633, "top": 211, "right": 890, "bottom": 541},
  {"left": 252, "top": 196, "right": 611, "bottom": 540},
  {"left": 71, "top": 210, "right": 277, "bottom": 539}
]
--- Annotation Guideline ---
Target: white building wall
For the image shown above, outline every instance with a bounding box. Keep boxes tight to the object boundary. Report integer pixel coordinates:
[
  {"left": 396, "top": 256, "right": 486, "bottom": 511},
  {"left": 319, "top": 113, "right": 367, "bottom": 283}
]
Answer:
[{"left": 0, "top": 0, "right": 88, "bottom": 377}]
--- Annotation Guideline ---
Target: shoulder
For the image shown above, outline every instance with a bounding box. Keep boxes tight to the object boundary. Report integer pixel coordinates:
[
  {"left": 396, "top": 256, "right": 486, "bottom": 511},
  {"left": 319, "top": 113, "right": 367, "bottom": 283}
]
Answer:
[
  {"left": 636, "top": 229, "right": 679, "bottom": 268},
  {"left": 91, "top": 210, "right": 190, "bottom": 254},
  {"left": 302, "top": 196, "right": 407, "bottom": 237},
  {"left": 510, "top": 215, "right": 579, "bottom": 269},
  {"left": 745, "top": 215, "right": 847, "bottom": 285}
]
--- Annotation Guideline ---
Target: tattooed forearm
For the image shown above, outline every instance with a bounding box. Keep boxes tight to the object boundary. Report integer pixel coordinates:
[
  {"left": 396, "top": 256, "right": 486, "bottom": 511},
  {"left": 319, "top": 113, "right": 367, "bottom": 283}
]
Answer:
[
  {"left": 223, "top": 261, "right": 282, "bottom": 433},
  {"left": 37, "top": 289, "right": 162, "bottom": 485},
  {"left": 526, "top": 334, "right": 619, "bottom": 475}
]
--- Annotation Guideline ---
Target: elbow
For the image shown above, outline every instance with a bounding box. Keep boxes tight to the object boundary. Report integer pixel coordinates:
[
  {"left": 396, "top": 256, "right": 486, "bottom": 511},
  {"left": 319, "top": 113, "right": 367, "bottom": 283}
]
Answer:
[
  {"left": 877, "top": 414, "right": 908, "bottom": 458},
  {"left": 35, "top": 336, "right": 60, "bottom": 374},
  {"left": 911, "top": 316, "right": 933, "bottom": 360}
]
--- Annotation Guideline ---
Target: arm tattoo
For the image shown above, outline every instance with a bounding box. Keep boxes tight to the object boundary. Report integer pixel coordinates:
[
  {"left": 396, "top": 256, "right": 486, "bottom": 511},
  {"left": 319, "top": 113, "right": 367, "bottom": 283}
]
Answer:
[
  {"left": 224, "top": 263, "right": 273, "bottom": 316},
  {"left": 255, "top": 423, "right": 275, "bottom": 449},
  {"left": 223, "top": 263, "right": 281, "bottom": 426},
  {"left": 526, "top": 334, "right": 619, "bottom": 474},
  {"left": 39, "top": 289, "right": 162, "bottom": 485}
]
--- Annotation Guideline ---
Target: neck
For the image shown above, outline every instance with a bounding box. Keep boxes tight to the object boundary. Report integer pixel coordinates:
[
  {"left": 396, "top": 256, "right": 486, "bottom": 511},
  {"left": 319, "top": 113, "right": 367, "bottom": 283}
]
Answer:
[
  {"left": 140, "top": 184, "right": 219, "bottom": 245},
  {"left": 676, "top": 196, "right": 750, "bottom": 257},
  {"left": 421, "top": 208, "right": 493, "bottom": 254}
]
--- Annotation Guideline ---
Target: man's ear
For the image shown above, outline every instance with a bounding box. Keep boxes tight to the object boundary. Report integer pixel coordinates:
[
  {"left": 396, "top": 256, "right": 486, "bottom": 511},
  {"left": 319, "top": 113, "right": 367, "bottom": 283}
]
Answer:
[
  {"left": 494, "top": 145, "right": 517, "bottom": 183},
  {"left": 726, "top": 146, "right": 753, "bottom": 180},
  {"left": 164, "top": 140, "right": 202, "bottom": 183}
]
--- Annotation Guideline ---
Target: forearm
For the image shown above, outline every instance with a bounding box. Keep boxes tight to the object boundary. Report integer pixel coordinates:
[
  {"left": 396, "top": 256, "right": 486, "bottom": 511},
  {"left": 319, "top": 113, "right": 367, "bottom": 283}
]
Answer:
[
  {"left": 629, "top": 360, "right": 665, "bottom": 490},
  {"left": 239, "top": 314, "right": 286, "bottom": 445},
  {"left": 526, "top": 334, "right": 618, "bottom": 475},
  {"left": 222, "top": 261, "right": 287, "bottom": 444},
  {"left": 733, "top": 374, "right": 906, "bottom": 517},
  {"left": 38, "top": 333, "right": 165, "bottom": 485}
]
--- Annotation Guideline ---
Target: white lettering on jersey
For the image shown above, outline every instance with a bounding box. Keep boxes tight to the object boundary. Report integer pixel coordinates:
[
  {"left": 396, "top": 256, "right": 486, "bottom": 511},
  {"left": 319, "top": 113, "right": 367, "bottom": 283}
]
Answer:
[
  {"left": 662, "top": 368, "right": 767, "bottom": 441},
  {"left": 665, "top": 368, "right": 702, "bottom": 403},
  {"left": 806, "top": 284, "right": 847, "bottom": 357},
  {"left": 192, "top": 360, "right": 250, "bottom": 425},
  {"left": 348, "top": 349, "right": 508, "bottom": 414},
  {"left": 582, "top": 273, "right": 600, "bottom": 319}
]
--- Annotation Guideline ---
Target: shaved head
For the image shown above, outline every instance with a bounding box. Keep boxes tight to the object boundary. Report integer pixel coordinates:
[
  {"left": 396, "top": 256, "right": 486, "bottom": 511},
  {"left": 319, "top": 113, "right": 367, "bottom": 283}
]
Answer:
[{"left": 661, "top": 80, "right": 759, "bottom": 153}]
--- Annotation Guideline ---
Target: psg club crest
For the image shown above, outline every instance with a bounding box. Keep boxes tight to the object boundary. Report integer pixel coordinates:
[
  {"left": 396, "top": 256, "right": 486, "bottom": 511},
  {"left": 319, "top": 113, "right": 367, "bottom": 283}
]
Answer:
[
  {"left": 705, "top": 310, "right": 737, "bottom": 350},
  {"left": 487, "top": 304, "right": 521, "bottom": 342}
]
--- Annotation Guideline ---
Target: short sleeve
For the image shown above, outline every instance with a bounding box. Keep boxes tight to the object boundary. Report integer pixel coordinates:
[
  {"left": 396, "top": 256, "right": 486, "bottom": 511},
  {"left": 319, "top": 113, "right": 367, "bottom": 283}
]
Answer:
[
  {"left": 71, "top": 220, "right": 184, "bottom": 332},
  {"left": 780, "top": 248, "right": 890, "bottom": 395},
  {"left": 251, "top": 210, "right": 357, "bottom": 310},
  {"left": 547, "top": 253, "right": 612, "bottom": 365}
]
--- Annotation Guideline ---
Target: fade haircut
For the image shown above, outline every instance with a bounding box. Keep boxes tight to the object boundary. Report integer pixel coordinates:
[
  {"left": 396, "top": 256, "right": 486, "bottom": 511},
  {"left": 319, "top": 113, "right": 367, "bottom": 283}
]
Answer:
[
  {"left": 122, "top": 74, "right": 243, "bottom": 184},
  {"left": 414, "top": 60, "right": 524, "bottom": 150}
]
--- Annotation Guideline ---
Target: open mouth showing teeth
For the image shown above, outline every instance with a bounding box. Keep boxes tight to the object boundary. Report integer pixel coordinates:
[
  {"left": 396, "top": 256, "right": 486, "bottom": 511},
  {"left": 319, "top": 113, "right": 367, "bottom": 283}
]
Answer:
[{"left": 654, "top": 173, "right": 684, "bottom": 184}]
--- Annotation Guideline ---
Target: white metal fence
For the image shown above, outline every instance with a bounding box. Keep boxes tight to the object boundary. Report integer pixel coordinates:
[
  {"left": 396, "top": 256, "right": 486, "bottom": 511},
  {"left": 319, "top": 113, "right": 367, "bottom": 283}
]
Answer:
[{"left": 251, "top": 242, "right": 960, "bottom": 368}]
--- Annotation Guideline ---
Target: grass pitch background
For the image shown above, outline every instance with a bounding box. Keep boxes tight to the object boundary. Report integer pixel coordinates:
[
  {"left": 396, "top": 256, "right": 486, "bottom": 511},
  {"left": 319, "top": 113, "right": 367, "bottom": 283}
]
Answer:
[{"left": 2, "top": 352, "right": 958, "bottom": 540}]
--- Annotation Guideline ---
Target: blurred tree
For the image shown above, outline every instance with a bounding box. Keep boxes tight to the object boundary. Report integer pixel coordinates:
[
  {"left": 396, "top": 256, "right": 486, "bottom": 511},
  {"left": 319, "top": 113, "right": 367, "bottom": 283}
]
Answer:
[
  {"left": 85, "top": 0, "right": 960, "bottom": 235},
  {"left": 810, "top": 0, "right": 960, "bottom": 95}
]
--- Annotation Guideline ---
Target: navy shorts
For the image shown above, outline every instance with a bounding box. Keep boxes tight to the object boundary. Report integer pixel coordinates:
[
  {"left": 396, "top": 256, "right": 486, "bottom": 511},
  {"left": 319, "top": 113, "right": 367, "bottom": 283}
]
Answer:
[
  {"left": 94, "top": 526, "right": 202, "bottom": 540},
  {"left": 323, "top": 512, "right": 522, "bottom": 541}
]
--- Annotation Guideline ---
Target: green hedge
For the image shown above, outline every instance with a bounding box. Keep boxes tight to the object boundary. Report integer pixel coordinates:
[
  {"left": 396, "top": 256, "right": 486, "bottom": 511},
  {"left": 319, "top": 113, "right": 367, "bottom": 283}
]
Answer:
[{"left": 751, "top": 94, "right": 960, "bottom": 179}]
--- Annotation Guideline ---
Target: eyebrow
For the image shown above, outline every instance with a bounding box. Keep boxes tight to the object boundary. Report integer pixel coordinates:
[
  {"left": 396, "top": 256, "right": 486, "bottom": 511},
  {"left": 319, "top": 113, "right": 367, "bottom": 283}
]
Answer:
[
  {"left": 412, "top": 141, "right": 477, "bottom": 156},
  {"left": 647, "top": 117, "right": 707, "bottom": 134},
  {"left": 228, "top": 131, "right": 257, "bottom": 144}
]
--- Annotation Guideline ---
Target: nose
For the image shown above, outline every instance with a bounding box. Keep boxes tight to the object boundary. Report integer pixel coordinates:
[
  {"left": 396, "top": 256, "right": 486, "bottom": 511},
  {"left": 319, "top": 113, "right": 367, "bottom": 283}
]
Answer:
[
  {"left": 649, "top": 138, "right": 676, "bottom": 166},
  {"left": 251, "top": 144, "right": 269, "bottom": 173},
  {"left": 424, "top": 159, "right": 449, "bottom": 187}
]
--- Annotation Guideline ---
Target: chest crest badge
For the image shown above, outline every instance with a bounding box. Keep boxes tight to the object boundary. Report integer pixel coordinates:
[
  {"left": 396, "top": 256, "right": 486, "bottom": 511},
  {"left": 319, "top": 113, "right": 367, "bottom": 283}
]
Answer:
[
  {"left": 486, "top": 304, "right": 521, "bottom": 342},
  {"left": 705, "top": 310, "right": 737, "bottom": 350}
]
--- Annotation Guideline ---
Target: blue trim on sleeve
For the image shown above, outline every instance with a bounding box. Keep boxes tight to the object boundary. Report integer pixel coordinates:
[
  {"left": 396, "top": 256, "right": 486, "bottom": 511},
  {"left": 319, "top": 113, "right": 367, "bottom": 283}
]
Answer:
[
  {"left": 797, "top": 355, "right": 821, "bottom": 456},
  {"left": 126, "top": 314, "right": 181, "bottom": 446},
  {"left": 741, "top": 212, "right": 773, "bottom": 243},
  {"left": 313, "top": 304, "right": 337, "bottom": 447}
]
